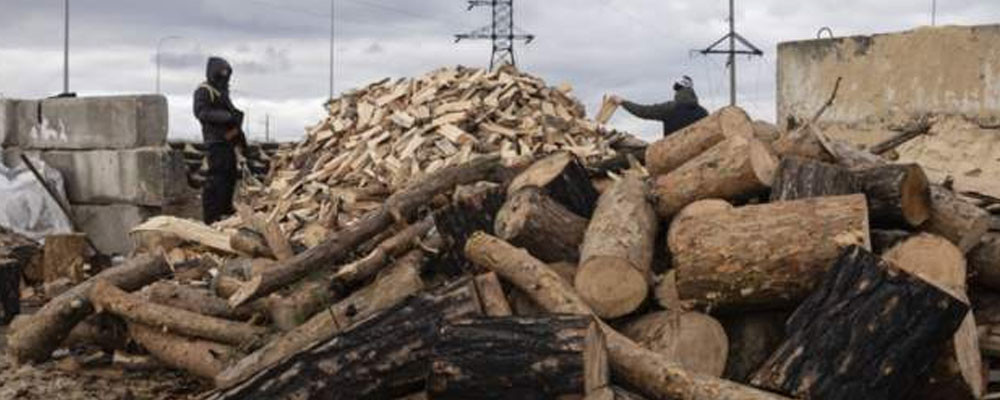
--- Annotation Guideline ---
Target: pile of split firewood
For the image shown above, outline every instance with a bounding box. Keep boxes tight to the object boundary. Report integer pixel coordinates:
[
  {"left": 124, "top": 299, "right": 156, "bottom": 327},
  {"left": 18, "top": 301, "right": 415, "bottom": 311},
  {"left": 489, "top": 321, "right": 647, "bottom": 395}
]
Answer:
[
  {"left": 5, "top": 76, "right": 1000, "bottom": 400},
  {"left": 232, "top": 65, "right": 640, "bottom": 248}
]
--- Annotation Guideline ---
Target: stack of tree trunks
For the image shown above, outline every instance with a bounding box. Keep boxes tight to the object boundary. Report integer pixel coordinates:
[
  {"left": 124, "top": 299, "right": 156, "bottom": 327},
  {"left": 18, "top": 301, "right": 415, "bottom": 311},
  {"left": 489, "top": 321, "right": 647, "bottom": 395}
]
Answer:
[{"left": 6, "top": 68, "right": 1000, "bottom": 400}]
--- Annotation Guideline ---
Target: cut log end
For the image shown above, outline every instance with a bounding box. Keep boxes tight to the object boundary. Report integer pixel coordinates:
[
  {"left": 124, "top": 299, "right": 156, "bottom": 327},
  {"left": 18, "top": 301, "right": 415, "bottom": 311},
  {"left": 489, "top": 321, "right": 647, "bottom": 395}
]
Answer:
[
  {"left": 749, "top": 139, "right": 778, "bottom": 187},
  {"left": 622, "top": 311, "right": 729, "bottom": 377},
  {"left": 900, "top": 165, "right": 932, "bottom": 226},
  {"left": 575, "top": 257, "right": 648, "bottom": 319}
]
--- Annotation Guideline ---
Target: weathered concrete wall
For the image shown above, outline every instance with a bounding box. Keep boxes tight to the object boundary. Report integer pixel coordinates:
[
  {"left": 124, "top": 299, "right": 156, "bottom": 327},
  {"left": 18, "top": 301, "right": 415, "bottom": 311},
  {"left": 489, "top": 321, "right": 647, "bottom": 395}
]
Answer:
[
  {"left": 1, "top": 95, "right": 168, "bottom": 149},
  {"left": 777, "top": 25, "right": 1000, "bottom": 128},
  {"left": 26, "top": 147, "right": 191, "bottom": 206},
  {"left": 72, "top": 204, "right": 159, "bottom": 255}
]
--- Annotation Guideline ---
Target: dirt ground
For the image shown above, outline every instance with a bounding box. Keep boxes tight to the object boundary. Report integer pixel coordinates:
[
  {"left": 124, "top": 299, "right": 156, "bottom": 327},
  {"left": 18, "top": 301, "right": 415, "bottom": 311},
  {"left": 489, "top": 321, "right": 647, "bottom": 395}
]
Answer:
[{"left": 0, "top": 326, "right": 211, "bottom": 400}]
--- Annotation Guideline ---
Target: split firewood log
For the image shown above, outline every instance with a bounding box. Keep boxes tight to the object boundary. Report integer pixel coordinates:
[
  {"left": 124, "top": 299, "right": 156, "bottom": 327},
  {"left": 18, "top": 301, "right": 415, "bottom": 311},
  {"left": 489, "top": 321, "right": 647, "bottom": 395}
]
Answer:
[
  {"left": 464, "top": 232, "right": 789, "bottom": 400},
  {"left": 129, "top": 322, "right": 242, "bottom": 379},
  {"left": 883, "top": 234, "right": 984, "bottom": 400},
  {"left": 853, "top": 163, "right": 932, "bottom": 228},
  {"left": 210, "top": 278, "right": 483, "bottom": 399},
  {"left": 89, "top": 280, "right": 269, "bottom": 347},
  {"left": 750, "top": 246, "right": 969, "bottom": 400},
  {"left": 670, "top": 194, "right": 869, "bottom": 310},
  {"left": 215, "top": 251, "right": 426, "bottom": 390},
  {"left": 621, "top": 311, "right": 728, "bottom": 377},
  {"left": 145, "top": 281, "right": 254, "bottom": 321},
  {"left": 575, "top": 175, "right": 657, "bottom": 318},
  {"left": 7, "top": 253, "right": 170, "bottom": 364},
  {"left": 229, "top": 228, "right": 272, "bottom": 259},
  {"left": 651, "top": 135, "right": 777, "bottom": 218},
  {"left": 494, "top": 186, "right": 587, "bottom": 263},
  {"left": 228, "top": 155, "right": 504, "bottom": 308},
  {"left": 507, "top": 151, "right": 599, "bottom": 218},
  {"left": 427, "top": 315, "right": 592, "bottom": 398},
  {"left": 645, "top": 106, "right": 754, "bottom": 176},
  {"left": 473, "top": 272, "right": 512, "bottom": 317}
]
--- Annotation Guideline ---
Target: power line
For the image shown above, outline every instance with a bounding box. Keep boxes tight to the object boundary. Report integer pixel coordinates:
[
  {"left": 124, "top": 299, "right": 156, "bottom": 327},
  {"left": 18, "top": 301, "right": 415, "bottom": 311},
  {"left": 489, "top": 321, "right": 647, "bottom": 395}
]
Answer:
[{"left": 696, "top": 0, "right": 763, "bottom": 106}]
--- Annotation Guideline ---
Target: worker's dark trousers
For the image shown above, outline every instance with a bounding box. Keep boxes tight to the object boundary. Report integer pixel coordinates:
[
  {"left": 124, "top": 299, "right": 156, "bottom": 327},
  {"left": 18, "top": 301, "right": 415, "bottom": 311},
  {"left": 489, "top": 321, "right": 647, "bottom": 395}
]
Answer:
[{"left": 203, "top": 142, "right": 238, "bottom": 224}]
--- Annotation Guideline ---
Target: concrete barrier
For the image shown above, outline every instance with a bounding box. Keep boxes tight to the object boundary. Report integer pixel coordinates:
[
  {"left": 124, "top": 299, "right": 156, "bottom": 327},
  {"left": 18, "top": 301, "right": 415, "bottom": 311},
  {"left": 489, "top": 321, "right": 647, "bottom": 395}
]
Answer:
[
  {"left": 2, "top": 95, "right": 167, "bottom": 150},
  {"left": 72, "top": 204, "right": 159, "bottom": 255},
  {"left": 35, "top": 147, "right": 191, "bottom": 206}
]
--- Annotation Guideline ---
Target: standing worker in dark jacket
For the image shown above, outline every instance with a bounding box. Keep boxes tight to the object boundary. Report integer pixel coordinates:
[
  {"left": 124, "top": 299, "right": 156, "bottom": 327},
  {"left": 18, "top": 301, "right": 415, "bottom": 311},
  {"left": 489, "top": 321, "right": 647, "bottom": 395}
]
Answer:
[
  {"left": 194, "top": 56, "right": 247, "bottom": 224},
  {"left": 610, "top": 76, "right": 709, "bottom": 137}
]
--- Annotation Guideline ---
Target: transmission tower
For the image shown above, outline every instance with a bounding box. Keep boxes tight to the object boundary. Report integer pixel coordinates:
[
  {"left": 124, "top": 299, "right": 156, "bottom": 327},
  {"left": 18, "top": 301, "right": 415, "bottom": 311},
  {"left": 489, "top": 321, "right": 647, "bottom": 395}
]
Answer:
[
  {"left": 698, "top": 0, "right": 763, "bottom": 106},
  {"left": 455, "top": 0, "right": 534, "bottom": 70}
]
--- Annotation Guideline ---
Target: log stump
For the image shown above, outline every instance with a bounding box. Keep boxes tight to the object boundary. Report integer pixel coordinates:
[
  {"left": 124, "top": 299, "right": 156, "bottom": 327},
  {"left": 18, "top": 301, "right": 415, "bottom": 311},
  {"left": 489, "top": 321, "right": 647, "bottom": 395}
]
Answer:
[
  {"left": 671, "top": 194, "right": 870, "bottom": 310},
  {"left": 428, "top": 315, "right": 591, "bottom": 399},
  {"left": 645, "top": 106, "right": 754, "bottom": 176},
  {"left": 575, "top": 176, "right": 657, "bottom": 318},
  {"left": 494, "top": 187, "right": 588, "bottom": 263},
  {"left": 621, "top": 311, "right": 728, "bottom": 377},
  {"left": 854, "top": 163, "right": 932, "bottom": 228},
  {"left": 507, "top": 152, "right": 599, "bottom": 218},
  {"left": 749, "top": 246, "right": 969, "bottom": 400},
  {"left": 651, "top": 135, "right": 777, "bottom": 218}
]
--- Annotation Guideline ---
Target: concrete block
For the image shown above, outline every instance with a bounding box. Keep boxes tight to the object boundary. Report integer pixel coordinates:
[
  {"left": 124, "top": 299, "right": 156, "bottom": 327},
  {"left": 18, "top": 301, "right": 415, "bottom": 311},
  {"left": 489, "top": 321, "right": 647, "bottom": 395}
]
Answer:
[
  {"left": 13, "top": 95, "right": 167, "bottom": 150},
  {"left": 37, "top": 147, "right": 192, "bottom": 206},
  {"left": 777, "top": 24, "right": 1000, "bottom": 129},
  {"left": 72, "top": 204, "right": 159, "bottom": 255},
  {"left": 1, "top": 99, "right": 40, "bottom": 147}
]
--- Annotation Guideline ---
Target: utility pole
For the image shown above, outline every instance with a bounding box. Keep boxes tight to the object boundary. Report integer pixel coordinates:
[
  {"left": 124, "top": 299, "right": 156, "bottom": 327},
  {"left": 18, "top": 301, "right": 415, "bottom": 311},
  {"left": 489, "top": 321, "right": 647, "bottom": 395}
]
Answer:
[
  {"left": 329, "top": 0, "right": 334, "bottom": 100},
  {"left": 698, "top": 0, "right": 762, "bottom": 106},
  {"left": 265, "top": 114, "right": 271, "bottom": 143},
  {"left": 455, "top": 0, "right": 534, "bottom": 70},
  {"left": 62, "top": 0, "right": 70, "bottom": 94},
  {"left": 932, "top": 0, "right": 937, "bottom": 26}
]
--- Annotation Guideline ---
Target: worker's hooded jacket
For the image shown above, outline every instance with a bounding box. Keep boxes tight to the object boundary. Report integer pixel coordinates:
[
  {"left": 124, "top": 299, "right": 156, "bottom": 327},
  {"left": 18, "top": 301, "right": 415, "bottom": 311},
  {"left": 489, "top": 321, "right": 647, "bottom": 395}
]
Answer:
[
  {"left": 621, "top": 87, "right": 709, "bottom": 137},
  {"left": 193, "top": 57, "right": 243, "bottom": 144}
]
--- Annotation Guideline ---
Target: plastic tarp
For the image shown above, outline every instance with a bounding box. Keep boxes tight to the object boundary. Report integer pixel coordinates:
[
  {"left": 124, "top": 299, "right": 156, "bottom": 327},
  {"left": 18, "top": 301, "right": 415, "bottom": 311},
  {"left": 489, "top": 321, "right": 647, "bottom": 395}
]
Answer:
[{"left": 0, "top": 152, "right": 74, "bottom": 242}]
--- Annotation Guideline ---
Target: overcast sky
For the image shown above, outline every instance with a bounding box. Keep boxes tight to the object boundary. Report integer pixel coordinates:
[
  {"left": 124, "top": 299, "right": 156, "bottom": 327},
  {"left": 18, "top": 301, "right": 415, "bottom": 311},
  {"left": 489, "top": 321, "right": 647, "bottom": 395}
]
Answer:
[{"left": 1, "top": 1, "right": 997, "bottom": 143}]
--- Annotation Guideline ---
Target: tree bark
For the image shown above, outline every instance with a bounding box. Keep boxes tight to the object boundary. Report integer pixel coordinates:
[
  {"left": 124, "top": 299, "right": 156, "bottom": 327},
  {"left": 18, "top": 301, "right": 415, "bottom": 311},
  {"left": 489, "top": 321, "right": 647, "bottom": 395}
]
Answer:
[
  {"left": 0, "top": 258, "right": 20, "bottom": 324},
  {"left": 7, "top": 253, "right": 170, "bottom": 364},
  {"left": 718, "top": 311, "right": 788, "bottom": 383},
  {"left": 228, "top": 155, "right": 503, "bottom": 308},
  {"left": 229, "top": 228, "right": 272, "bottom": 258},
  {"left": 433, "top": 183, "right": 507, "bottom": 276},
  {"left": 576, "top": 176, "right": 657, "bottom": 318},
  {"left": 89, "top": 279, "right": 269, "bottom": 347},
  {"left": 923, "top": 185, "right": 991, "bottom": 253},
  {"left": 970, "top": 233, "right": 1000, "bottom": 291},
  {"left": 666, "top": 199, "right": 734, "bottom": 256},
  {"left": 209, "top": 277, "right": 484, "bottom": 400},
  {"left": 145, "top": 281, "right": 254, "bottom": 321},
  {"left": 129, "top": 322, "right": 242, "bottom": 379},
  {"left": 854, "top": 163, "right": 932, "bottom": 228},
  {"left": 645, "top": 106, "right": 754, "bottom": 176},
  {"left": 768, "top": 156, "right": 857, "bottom": 202},
  {"left": 494, "top": 187, "right": 588, "bottom": 263},
  {"left": 427, "top": 315, "right": 591, "bottom": 399},
  {"left": 770, "top": 125, "right": 835, "bottom": 163},
  {"left": 749, "top": 246, "right": 969, "bottom": 400},
  {"left": 671, "top": 194, "right": 870, "bottom": 310},
  {"left": 621, "top": 311, "right": 729, "bottom": 377},
  {"left": 328, "top": 216, "right": 435, "bottom": 296},
  {"left": 215, "top": 251, "right": 426, "bottom": 390},
  {"left": 464, "top": 232, "right": 790, "bottom": 400},
  {"left": 651, "top": 135, "right": 777, "bottom": 218},
  {"left": 507, "top": 152, "right": 599, "bottom": 218}
]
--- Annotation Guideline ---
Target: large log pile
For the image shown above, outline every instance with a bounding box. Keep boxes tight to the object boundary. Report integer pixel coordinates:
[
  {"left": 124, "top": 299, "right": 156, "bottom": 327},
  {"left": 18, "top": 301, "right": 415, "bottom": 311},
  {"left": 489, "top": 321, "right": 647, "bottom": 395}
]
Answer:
[{"left": 7, "top": 67, "right": 1000, "bottom": 400}]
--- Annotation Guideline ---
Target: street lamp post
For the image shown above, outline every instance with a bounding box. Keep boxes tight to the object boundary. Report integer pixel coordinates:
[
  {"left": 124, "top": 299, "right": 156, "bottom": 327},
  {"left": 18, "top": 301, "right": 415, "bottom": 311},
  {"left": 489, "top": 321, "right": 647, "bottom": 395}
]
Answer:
[
  {"left": 63, "top": 0, "right": 69, "bottom": 94},
  {"left": 156, "top": 35, "right": 182, "bottom": 94}
]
